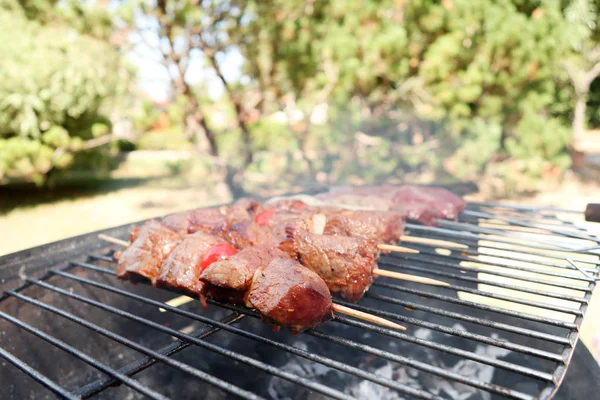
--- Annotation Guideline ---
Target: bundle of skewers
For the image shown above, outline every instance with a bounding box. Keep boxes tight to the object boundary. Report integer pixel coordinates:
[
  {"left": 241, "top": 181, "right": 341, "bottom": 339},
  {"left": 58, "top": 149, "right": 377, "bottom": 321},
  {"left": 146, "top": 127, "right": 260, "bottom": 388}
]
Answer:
[{"left": 102, "top": 185, "right": 466, "bottom": 334}]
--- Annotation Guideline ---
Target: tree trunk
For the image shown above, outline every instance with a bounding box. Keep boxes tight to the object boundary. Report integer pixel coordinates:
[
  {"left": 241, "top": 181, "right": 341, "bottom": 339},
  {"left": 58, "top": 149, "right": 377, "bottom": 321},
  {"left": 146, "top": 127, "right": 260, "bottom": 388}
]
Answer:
[{"left": 573, "top": 95, "right": 587, "bottom": 148}]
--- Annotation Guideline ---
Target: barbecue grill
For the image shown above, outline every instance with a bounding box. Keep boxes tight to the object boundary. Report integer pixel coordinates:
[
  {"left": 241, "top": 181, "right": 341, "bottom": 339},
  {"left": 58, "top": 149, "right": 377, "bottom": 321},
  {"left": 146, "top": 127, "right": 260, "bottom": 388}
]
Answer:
[{"left": 2, "top": 189, "right": 600, "bottom": 400}]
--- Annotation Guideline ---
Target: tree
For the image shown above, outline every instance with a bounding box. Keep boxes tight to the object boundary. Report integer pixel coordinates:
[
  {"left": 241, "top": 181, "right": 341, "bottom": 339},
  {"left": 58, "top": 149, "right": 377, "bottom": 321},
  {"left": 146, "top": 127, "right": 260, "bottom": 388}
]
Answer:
[
  {"left": 564, "top": 0, "right": 600, "bottom": 147},
  {"left": 118, "top": 0, "right": 256, "bottom": 194},
  {"left": 0, "top": 0, "right": 130, "bottom": 185},
  {"left": 240, "top": 0, "right": 574, "bottom": 189}
]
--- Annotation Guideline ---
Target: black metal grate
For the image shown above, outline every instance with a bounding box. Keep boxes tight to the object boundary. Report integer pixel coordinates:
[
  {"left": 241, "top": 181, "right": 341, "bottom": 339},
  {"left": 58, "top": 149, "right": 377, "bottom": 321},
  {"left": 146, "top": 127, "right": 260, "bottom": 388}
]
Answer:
[{"left": 1, "top": 201, "right": 599, "bottom": 400}]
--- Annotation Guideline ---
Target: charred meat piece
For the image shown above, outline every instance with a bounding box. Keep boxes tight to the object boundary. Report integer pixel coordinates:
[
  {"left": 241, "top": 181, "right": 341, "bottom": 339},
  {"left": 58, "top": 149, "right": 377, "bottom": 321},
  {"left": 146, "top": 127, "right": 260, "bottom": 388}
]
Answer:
[
  {"left": 116, "top": 221, "right": 182, "bottom": 284},
  {"left": 200, "top": 246, "right": 287, "bottom": 293},
  {"left": 250, "top": 206, "right": 405, "bottom": 246},
  {"left": 246, "top": 257, "right": 334, "bottom": 333},
  {"left": 291, "top": 231, "right": 377, "bottom": 302},
  {"left": 156, "top": 232, "right": 229, "bottom": 295},
  {"left": 391, "top": 186, "right": 466, "bottom": 222},
  {"left": 219, "top": 198, "right": 262, "bottom": 225},
  {"left": 224, "top": 211, "right": 303, "bottom": 257},
  {"left": 316, "top": 185, "right": 465, "bottom": 226},
  {"left": 162, "top": 208, "right": 228, "bottom": 235}
]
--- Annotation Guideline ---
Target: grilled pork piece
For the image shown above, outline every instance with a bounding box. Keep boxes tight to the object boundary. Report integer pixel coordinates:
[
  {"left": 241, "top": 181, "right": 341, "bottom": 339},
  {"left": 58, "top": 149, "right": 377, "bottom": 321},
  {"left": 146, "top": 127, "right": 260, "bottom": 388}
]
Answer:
[
  {"left": 316, "top": 185, "right": 466, "bottom": 226},
  {"left": 156, "top": 232, "right": 232, "bottom": 295},
  {"left": 246, "top": 257, "right": 334, "bottom": 333},
  {"left": 116, "top": 221, "right": 182, "bottom": 283}
]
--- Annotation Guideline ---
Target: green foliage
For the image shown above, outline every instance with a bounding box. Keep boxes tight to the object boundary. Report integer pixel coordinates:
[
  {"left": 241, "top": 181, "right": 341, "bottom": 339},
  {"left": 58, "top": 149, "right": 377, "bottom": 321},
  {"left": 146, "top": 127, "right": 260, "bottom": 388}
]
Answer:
[
  {"left": 0, "top": 1, "right": 126, "bottom": 184},
  {"left": 4, "top": 0, "right": 600, "bottom": 193},
  {"left": 236, "top": 0, "right": 581, "bottom": 189}
]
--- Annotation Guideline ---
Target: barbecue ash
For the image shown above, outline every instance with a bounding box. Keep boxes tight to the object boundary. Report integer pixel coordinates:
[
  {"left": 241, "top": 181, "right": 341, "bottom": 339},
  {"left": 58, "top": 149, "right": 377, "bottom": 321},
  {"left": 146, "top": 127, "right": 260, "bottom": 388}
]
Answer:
[{"left": 267, "top": 324, "right": 511, "bottom": 400}]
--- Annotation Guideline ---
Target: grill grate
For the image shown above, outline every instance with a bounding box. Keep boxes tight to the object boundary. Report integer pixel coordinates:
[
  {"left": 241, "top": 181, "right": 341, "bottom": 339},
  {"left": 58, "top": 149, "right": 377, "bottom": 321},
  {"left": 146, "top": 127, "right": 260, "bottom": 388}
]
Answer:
[{"left": 1, "top": 201, "right": 599, "bottom": 400}]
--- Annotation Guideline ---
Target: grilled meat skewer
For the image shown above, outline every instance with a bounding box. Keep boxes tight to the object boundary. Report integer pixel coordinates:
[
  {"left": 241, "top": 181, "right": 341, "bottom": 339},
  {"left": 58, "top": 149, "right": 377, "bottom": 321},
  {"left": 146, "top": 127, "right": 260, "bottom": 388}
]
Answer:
[
  {"left": 115, "top": 225, "right": 334, "bottom": 333},
  {"left": 109, "top": 228, "right": 405, "bottom": 332}
]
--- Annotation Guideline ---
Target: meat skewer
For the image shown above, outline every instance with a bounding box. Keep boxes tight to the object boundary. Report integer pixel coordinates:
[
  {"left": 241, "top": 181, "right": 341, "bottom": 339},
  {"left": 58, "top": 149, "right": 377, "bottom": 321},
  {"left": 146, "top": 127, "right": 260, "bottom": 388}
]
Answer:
[
  {"left": 99, "top": 233, "right": 406, "bottom": 332},
  {"left": 159, "top": 200, "right": 449, "bottom": 294}
]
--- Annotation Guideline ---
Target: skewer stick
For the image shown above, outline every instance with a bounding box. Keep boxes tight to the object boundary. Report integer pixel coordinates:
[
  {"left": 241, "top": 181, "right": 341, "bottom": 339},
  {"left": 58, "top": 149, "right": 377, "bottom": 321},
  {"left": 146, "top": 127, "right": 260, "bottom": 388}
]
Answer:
[
  {"left": 377, "top": 244, "right": 419, "bottom": 254},
  {"left": 159, "top": 295, "right": 194, "bottom": 312},
  {"left": 373, "top": 269, "right": 450, "bottom": 287},
  {"left": 332, "top": 304, "right": 406, "bottom": 331},
  {"left": 98, "top": 234, "right": 129, "bottom": 247},
  {"left": 399, "top": 235, "right": 468, "bottom": 249},
  {"left": 98, "top": 234, "right": 449, "bottom": 287}
]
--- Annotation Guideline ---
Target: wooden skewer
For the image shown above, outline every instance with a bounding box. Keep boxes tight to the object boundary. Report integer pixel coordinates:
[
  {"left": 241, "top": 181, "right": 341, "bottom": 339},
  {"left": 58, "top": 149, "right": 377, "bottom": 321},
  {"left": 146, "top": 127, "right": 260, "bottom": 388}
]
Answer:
[
  {"left": 373, "top": 269, "right": 450, "bottom": 287},
  {"left": 399, "top": 235, "right": 468, "bottom": 249},
  {"left": 156, "top": 296, "right": 407, "bottom": 331},
  {"left": 332, "top": 304, "right": 406, "bottom": 331},
  {"left": 159, "top": 295, "right": 194, "bottom": 312},
  {"left": 99, "top": 234, "right": 129, "bottom": 247},
  {"left": 377, "top": 243, "right": 419, "bottom": 254}
]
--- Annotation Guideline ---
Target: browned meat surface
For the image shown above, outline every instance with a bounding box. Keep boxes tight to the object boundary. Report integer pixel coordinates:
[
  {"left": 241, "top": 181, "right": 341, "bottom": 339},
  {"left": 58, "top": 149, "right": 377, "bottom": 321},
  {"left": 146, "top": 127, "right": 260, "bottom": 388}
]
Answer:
[
  {"left": 391, "top": 186, "right": 466, "bottom": 222},
  {"left": 316, "top": 185, "right": 466, "bottom": 226},
  {"left": 162, "top": 208, "right": 228, "bottom": 235},
  {"left": 224, "top": 215, "right": 303, "bottom": 258},
  {"left": 306, "top": 208, "right": 404, "bottom": 245},
  {"left": 291, "top": 231, "right": 377, "bottom": 302},
  {"left": 200, "top": 246, "right": 287, "bottom": 292},
  {"left": 116, "top": 221, "right": 182, "bottom": 283},
  {"left": 219, "top": 198, "right": 262, "bottom": 225},
  {"left": 156, "top": 232, "right": 227, "bottom": 295},
  {"left": 246, "top": 257, "right": 334, "bottom": 333}
]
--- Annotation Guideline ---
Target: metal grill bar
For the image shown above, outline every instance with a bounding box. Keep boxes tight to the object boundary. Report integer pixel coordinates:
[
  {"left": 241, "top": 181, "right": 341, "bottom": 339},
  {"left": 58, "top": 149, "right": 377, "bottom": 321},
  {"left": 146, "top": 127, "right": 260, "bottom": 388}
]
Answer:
[
  {"left": 38, "top": 268, "right": 519, "bottom": 400},
  {"left": 65, "top": 263, "right": 553, "bottom": 387},
  {"left": 380, "top": 260, "right": 588, "bottom": 303},
  {"left": 467, "top": 202, "right": 581, "bottom": 214},
  {"left": 307, "top": 331, "right": 534, "bottom": 400},
  {"left": 50, "top": 266, "right": 443, "bottom": 400},
  {"left": 7, "top": 290, "right": 265, "bottom": 400},
  {"left": 80, "top": 258, "right": 566, "bottom": 353},
  {"left": 436, "top": 220, "right": 587, "bottom": 251},
  {"left": 351, "top": 291, "right": 570, "bottom": 345},
  {"left": 2, "top": 198, "right": 599, "bottom": 400},
  {"left": 56, "top": 261, "right": 547, "bottom": 400},
  {"left": 338, "top": 298, "right": 566, "bottom": 361},
  {"left": 22, "top": 278, "right": 355, "bottom": 400},
  {"left": 74, "top": 313, "right": 245, "bottom": 398},
  {"left": 462, "top": 210, "right": 600, "bottom": 242},
  {"left": 395, "top": 245, "right": 599, "bottom": 283},
  {"left": 371, "top": 281, "right": 577, "bottom": 329},
  {"left": 75, "top": 260, "right": 573, "bottom": 353},
  {"left": 0, "top": 310, "right": 170, "bottom": 400},
  {"left": 334, "top": 316, "right": 555, "bottom": 380},
  {"left": 407, "top": 224, "right": 598, "bottom": 256},
  {"left": 0, "top": 346, "right": 78, "bottom": 400}
]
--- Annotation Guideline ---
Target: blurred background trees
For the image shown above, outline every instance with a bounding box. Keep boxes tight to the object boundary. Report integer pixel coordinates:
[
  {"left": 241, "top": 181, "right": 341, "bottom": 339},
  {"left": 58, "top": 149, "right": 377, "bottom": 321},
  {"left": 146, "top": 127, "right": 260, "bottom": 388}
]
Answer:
[{"left": 1, "top": 0, "right": 600, "bottom": 195}]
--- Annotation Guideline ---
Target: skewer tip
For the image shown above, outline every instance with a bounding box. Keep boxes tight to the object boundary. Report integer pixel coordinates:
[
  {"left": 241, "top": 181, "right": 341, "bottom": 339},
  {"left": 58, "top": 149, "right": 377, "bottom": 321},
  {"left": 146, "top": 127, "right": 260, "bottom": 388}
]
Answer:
[
  {"left": 98, "top": 233, "right": 129, "bottom": 248},
  {"left": 378, "top": 244, "right": 420, "bottom": 254},
  {"left": 373, "top": 269, "right": 450, "bottom": 287},
  {"left": 333, "top": 304, "right": 407, "bottom": 331}
]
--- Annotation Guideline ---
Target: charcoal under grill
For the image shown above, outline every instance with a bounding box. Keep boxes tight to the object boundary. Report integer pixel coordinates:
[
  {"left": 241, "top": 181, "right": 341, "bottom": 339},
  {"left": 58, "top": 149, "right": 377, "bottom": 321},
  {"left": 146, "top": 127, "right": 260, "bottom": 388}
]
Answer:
[{"left": 2, "top": 194, "right": 600, "bottom": 400}]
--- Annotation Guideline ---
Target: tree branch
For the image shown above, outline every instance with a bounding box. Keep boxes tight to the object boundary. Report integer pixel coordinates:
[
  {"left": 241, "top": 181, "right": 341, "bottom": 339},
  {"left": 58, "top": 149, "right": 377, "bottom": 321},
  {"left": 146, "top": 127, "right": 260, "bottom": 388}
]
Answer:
[
  {"left": 197, "top": 33, "right": 253, "bottom": 166},
  {"left": 585, "top": 61, "right": 600, "bottom": 87}
]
